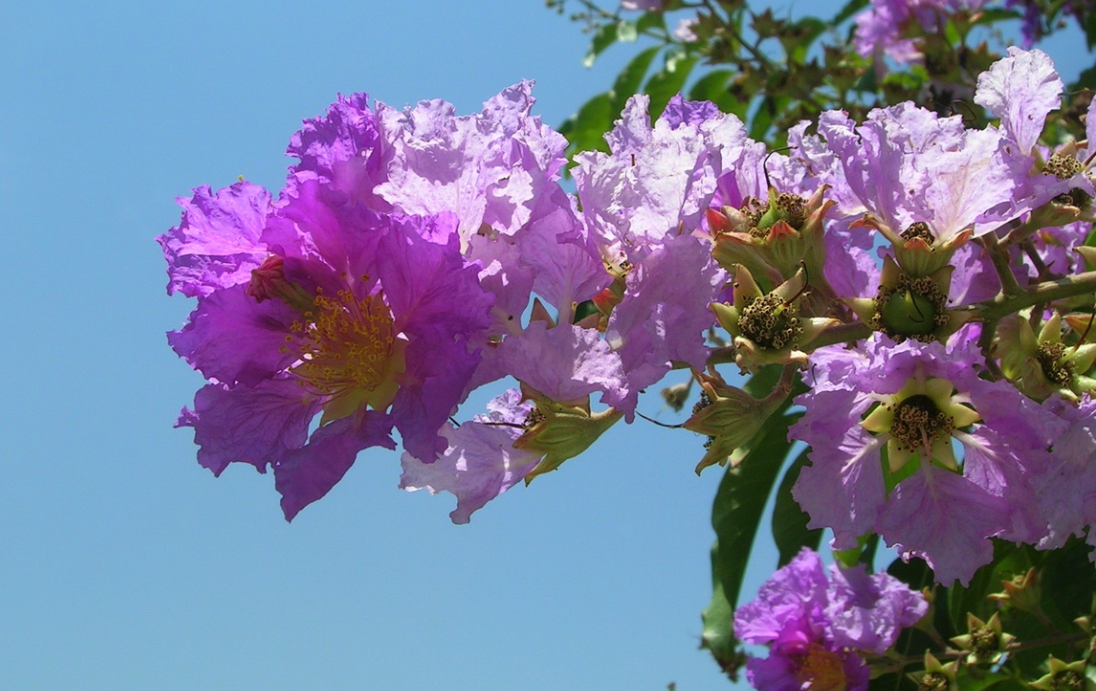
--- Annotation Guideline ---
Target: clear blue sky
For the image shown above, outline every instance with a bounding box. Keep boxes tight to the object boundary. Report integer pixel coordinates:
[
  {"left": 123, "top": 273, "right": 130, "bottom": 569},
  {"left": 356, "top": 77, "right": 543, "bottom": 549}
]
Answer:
[{"left": 0, "top": 2, "right": 1089, "bottom": 690}]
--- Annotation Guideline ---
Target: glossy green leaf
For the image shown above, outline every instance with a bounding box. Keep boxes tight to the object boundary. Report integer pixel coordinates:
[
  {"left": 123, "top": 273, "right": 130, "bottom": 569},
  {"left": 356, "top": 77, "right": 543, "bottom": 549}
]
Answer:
[
  {"left": 636, "top": 10, "right": 666, "bottom": 35},
  {"left": 559, "top": 92, "right": 614, "bottom": 158},
  {"left": 609, "top": 46, "right": 662, "bottom": 116},
  {"left": 771, "top": 447, "right": 823, "bottom": 566},
  {"left": 831, "top": 0, "right": 869, "bottom": 26},
  {"left": 786, "top": 18, "right": 827, "bottom": 64},
  {"left": 700, "top": 543, "right": 739, "bottom": 667},
  {"left": 710, "top": 407, "right": 798, "bottom": 608},
  {"left": 584, "top": 21, "right": 620, "bottom": 67}
]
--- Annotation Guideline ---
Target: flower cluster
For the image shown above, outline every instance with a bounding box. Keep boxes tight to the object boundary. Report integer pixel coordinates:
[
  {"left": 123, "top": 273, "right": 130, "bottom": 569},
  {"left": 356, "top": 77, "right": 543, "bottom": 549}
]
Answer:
[
  {"left": 735, "top": 548, "right": 927, "bottom": 691},
  {"left": 163, "top": 48, "right": 1096, "bottom": 593}
]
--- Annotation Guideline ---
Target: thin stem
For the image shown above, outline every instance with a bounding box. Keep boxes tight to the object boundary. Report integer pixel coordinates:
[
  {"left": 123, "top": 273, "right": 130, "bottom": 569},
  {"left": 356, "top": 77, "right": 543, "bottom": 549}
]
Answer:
[
  {"left": 978, "top": 233, "right": 1022, "bottom": 297},
  {"left": 971, "top": 269, "right": 1096, "bottom": 322}
]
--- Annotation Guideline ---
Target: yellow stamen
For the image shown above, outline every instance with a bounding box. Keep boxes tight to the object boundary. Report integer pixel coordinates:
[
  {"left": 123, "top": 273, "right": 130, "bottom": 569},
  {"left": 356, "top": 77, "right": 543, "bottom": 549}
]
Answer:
[{"left": 291, "top": 287, "right": 406, "bottom": 424}]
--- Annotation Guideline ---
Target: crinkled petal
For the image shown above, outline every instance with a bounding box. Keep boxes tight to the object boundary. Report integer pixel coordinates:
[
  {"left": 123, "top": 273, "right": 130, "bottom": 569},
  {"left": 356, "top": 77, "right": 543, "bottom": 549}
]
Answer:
[
  {"left": 158, "top": 182, "right": 270, "bottom": 297},
  {"left": 791, "top": 391, "right": 886, "bottom": 550},
  {"left": 826, "top": 563, "right": 929, "bottom": 654},
  {"left": 516, "top": 188, "right": 611, "bottom": 313},
  {"left": 496, "top": 321, "right": 626, "bottom": 405},
  {"left": 375, "top": 82, "right": 567, "bottom": 244},
  {"left": 176, "top": 377, "right": 321, "bottom": 475},
  {"left": 975, "top": 47, "right": 1062, "bottom": 156},
  {"left": 375, "top": 214, "right": 494, "bottom": 341},
  {"left": 400, "top": 392, "right": 541, "bottom": 524},
  {"left": 167, "top": 283, "right": 300, "bottom": 387},
  {"left": 603, "top": 235, "right": 725, "bottom": 416},
  {"left": 285, "top": 92, "right": 391, "bottom": 210},
  {"left": 393, "top": 336, "right": 482, "bottom": 462}
]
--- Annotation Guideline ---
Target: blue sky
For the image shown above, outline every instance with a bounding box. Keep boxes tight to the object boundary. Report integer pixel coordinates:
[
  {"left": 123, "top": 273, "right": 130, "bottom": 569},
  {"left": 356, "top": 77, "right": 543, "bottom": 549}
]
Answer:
[{"left": 1, "top": 2, "right": 1091, "bottom": 690}]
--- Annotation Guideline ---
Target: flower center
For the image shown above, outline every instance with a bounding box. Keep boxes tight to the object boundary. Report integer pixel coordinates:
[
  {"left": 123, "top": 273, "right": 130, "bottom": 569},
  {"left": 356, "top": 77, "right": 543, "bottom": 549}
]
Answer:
[
  {"left": 888, "top": 394, "right": 954, "bottom": 453},
  {"left": 920, "top": 672, "right": 950, "bottom": 691},
  {"left": 1044, "top": 152, "right": 1083, "bottom": 180},
  {"left": 290, "top": 286, "right": 406, "bottom": 421},
  {"left": 747, "top": 191, "right": 808, "bottom": 237},
  {"left": 737, "top": 294, "right": 802, "bottom": 350},
  {"left": 1037, "top": 342, "right": 1074, "bottom": 386},
  {"left": 900, "top": 221, "right": 935, "bottom": 244},
  {"left": 795, "top": 642, "right": 849, "bottom": 691},
  {"left": 872, "top": 272, "right": 949, "bottom": 342}
]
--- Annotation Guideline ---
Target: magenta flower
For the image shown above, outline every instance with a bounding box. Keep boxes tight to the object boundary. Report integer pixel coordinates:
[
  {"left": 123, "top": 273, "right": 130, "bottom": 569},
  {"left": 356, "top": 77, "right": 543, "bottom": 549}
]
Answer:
[
  {"left": 735, "top": 549, "right": 926, "bottom": 691},
  {"left": 164, "top": 176, "right": 493, "bottom": 519}
]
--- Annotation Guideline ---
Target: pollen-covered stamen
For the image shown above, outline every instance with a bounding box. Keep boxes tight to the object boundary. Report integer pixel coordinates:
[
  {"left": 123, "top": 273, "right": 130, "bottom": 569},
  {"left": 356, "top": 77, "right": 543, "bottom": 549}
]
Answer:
[
  {"left": 1045, "top": 153, "right": 1092, "bottom": 207},
  {"left": 920, "top": 672, "right": 950, "bottom": 691},
  {"left": 888, "top": 394, "right": 955, "bottom": 454},
  {"left": 1037, "top": 341, "right": 1074, "bottom": 385},
  {"left": 1044, "top": 152, "right": 1083, "bottom": 180},
  {"left": 745, "top": 191, "right": 809, "bottom": 238},
  {"left": 289, "top": 285, "right": 404, "bottom": 417},
  {"left": 793, "top": 642, "right": 847, "bottom": 691},
  {"left": 523, "top": 406, "right": 547, "bottom": 429},
  {"left": 901, "top": 221, "right": 935, "bottom": 245},
  {"left": 737, "top": 294, "right": 803, "bottom": 350},
  {"left": 970, "top": 627, "right": 1001, "bottom": 661}
]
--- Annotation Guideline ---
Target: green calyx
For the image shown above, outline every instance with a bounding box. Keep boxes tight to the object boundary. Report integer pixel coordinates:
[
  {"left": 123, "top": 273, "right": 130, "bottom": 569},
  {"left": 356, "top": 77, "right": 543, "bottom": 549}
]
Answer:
[
  {"left": 755, "top": 191, "right": 807, "bottom": 235},
  {"left": 879, "top": 286, "right": 941, "bottom": 338},
  {"left": 514, "top": 388, "right": 623, "bottom": 483}
]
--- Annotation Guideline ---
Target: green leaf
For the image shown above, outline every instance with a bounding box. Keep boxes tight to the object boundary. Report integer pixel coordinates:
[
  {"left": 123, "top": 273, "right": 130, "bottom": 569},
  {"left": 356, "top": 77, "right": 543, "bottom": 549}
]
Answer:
[
  {"left": 559, "top": 92, "right": 614, "bottom": 158},
  {"left": 636, "top": 10, "right": 666, "bottom": 35},
  {"left": 710, "top": 407, "right": 798, "bottom": 608},
  {"left": 743, "top": 364, "right": 783, "bottom": 397},
  {"left": 786, "top": 18, "right": 827, "bottom": 64},
  {"left": 643, "top": 53, "right": 699, "bottom": 118},
  {"left": 771, "top": 447, "right": 823, "bottom": 566},
  {"left": 1073, "top": 64, "right": 1096, "bottom": 91},
  {"left": 584, "top": 22, "right": 620, "bottom": 68},
  {"left": 831, "top": 0, "right": 869, "bottom": 26},
  {"left": 700, "top": 543, "right": 738, "bottom": 664},
  {"left": 748, "top": 97, "right": 778, "bottom": 141},
  {"left": 609, "top": 46, "right": 662, "bottom": 116},
  {"left": 970, "top": 7, "right": 1021, "bottom": 25}
]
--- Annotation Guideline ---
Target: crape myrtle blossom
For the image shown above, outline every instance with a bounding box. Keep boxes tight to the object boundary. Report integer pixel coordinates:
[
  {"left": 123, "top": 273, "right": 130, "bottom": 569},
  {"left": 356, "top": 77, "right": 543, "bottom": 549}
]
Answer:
[
  {"left": 790, "top": 330, "right": 1064, "bottom": 585},
  {"left": 817, "top": 101, "right": 1028, "bottom": 280},
  {"left": 572, "top": 94, "right": 733, "bottom": 417},
  {"left": 168, "top": 187, "right": 493, "bottom": 519},
  {"left": 163, "top": 84, "right": 589, "bottom": 521},
  {"left": 853, "top": 0, "right": 993, "bottom": 64},
  {"left": 735, "top": 548, "right": 927, "bottom": 691},
  {"left": 973, "top": 47, "right": 1096, "bottom": 223}
]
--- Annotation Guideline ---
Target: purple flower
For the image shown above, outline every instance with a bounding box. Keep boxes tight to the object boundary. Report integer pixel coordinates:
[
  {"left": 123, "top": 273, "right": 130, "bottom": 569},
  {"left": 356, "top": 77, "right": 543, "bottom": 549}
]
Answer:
[
  {"left": 735, "top": 549, "right": 926, "bottom": 691},
  {"left": 791, "top": 333, "right": 1062, "bottom": 584},
  {"left": 399, "top": 389, "right": 542, "bottom": 524},
  {"left": 853, "top": 0, "right": 992, "bottom": 63},
  {"left": 165, "top": 181, "right": 493, "bottom": 520}
]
